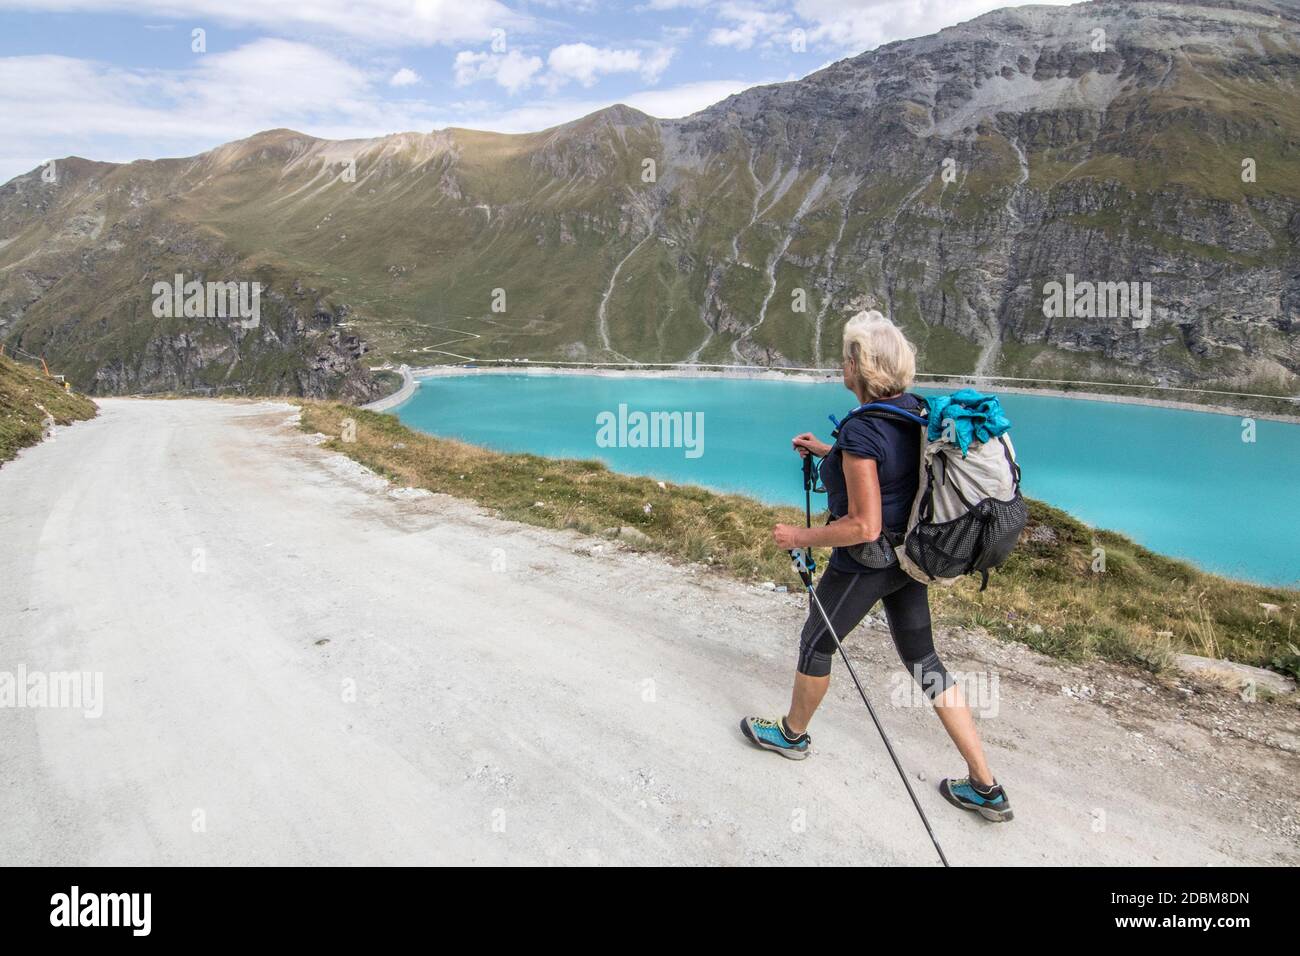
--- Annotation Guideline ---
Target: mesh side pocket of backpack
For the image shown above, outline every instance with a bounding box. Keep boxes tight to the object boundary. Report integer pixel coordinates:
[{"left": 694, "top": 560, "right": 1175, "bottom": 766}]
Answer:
[
  {"left": 845, "top": 535, "right": 898, "bottom": 569},
  {"left": 905, "top": 495, "right": 1027, "bottom": 580},
  {"left": 973, "top": 494, "right": 1028, "bottom": 571},
  {"left": 904, "top": 510, "right": 988, "bottom": 580}
]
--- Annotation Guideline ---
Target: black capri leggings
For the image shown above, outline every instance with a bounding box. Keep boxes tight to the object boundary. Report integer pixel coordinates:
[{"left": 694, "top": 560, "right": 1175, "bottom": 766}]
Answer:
[{"left": 797, "top": 565, "right": 954, "bottom": 698}]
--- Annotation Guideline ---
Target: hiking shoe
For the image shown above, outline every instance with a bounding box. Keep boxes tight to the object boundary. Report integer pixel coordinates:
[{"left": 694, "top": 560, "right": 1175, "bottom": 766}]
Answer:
[
  {"left": 740, "top": 716, "right": 810, "bottom": 760},
  {"left": 940, "top": 777, "right": 1014, "bottom": 822}
]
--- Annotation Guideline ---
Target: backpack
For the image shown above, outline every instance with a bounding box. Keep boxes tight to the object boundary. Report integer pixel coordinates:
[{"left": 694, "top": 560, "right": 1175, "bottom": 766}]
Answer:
[{"left": 847, "top": 397, "right": 1027, "bottom": 590}]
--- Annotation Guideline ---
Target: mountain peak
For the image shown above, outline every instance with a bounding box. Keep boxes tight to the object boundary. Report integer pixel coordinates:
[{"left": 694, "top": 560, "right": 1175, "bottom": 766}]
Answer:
[{"left": 557, "top": 104, "right": 655, "bottom": 134}]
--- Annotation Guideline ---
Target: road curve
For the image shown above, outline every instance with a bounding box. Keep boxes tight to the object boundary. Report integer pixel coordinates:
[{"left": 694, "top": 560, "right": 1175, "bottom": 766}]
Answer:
[
  {"left": 360, "top": 364, "right": 415, "bottom": 413},
  {"left": 0, "top": 399, "right": 1292, "bottom": 865}
]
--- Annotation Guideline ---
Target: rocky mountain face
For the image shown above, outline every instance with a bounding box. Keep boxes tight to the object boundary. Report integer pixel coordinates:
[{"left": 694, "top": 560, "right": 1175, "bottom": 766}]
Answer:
[
  {"left": 0, "top": 158, "right": 381, "bottom": 401},
  {"left": 2, "top": 0, "right": 1297, "bottom": 396},
  {"left": 661, "top": 0, "right": 1299, "bottom": 388}
]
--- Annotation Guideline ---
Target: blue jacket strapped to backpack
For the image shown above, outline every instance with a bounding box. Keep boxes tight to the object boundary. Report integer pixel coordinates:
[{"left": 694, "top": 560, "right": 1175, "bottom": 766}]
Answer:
[{"left": 924, "top": 389, "right": 1011, "bottom": 456}]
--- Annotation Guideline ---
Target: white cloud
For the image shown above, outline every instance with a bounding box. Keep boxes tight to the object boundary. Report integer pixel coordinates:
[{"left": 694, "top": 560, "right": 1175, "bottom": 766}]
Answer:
[
  {"left": 792, "top": 0, "right": 1076, "bottom": 53},
  {"left": 389, "top": 67, "right": 421, "bottom": 86},
  {"left": 453, "top": 51, "right": 490, "bottom": 85},
  {"left": 0, "top": 41, "right": 377, "bottom": 144},
  {"left": 688, "top": 0, "right": 1079, "bottom": 55},
  {"left": 545, "top": 43, "right": 674, "bottom": 88},
  {"left": 707, "top": 2, "right": 791, "bottom": 51},
  {"left": 171, "top": 39, "right": 379, "bottom": 123},
  {"left": 0, "top": 0, "right": 530, "bottom": 47},
  {"left": 638, "top": 46, "right": 676, "bottom": 83},
  {"left": 621, "top": 77, "right": 764, "bottom": 118},
  {"left": 547, "top": 43, "right": 642, "bottom": 87},
  {"left": 453, "top": 48, "right": 545, "bottom": 94},
  {"left": 455, "top": 41, "right": 677, "bottom": 95},
  {"left": 495, "top": 49, "right": 545, "bottom": 92}
]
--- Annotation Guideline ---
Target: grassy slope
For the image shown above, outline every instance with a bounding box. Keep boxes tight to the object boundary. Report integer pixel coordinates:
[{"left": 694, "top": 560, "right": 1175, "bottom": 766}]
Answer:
[
  {"left": 0, "top": 353, "right": 97, "bottom": 463},
  {"left": 299, "top": 402, "right": 1300, "bottom": 685}
]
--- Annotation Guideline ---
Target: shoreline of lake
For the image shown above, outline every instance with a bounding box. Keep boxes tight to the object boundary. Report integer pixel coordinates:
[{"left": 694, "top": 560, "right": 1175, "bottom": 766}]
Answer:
[{"left": 402, "top": 363, "right": 1300, "bottom": 425}]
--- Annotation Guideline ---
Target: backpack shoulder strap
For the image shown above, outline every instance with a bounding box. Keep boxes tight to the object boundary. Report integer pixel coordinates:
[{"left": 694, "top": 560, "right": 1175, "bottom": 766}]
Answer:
[
  {"left": 997, "top": 434, "right": 1022, "bottom": 490},
  {"left": 852, "top": 403, "right": 928, "bottom": 427},
  {"left": 830, "top": 396, "right": 927, "bottom": 437}
]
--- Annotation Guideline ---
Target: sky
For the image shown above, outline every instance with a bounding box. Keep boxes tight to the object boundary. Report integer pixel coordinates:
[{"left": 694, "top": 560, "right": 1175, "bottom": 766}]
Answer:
[{"left": 0, "top": 0, "right": 1073, "bottom": 183}]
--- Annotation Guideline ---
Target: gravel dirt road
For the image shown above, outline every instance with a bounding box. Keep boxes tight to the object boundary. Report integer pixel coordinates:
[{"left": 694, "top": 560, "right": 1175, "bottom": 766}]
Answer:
[{"left": 1, "top": 398, "right": 1295, "bottom": 865}]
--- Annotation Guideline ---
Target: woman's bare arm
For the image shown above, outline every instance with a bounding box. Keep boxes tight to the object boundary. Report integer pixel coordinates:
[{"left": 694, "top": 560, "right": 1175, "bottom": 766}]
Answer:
[{"left": 772, "top": 452, "right": 882, "bottom": 550}]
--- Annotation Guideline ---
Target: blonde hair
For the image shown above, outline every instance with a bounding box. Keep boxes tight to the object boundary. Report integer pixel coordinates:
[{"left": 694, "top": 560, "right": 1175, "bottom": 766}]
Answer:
[{"left": 842, "top": 310, "right": 916, "bottom": 399}]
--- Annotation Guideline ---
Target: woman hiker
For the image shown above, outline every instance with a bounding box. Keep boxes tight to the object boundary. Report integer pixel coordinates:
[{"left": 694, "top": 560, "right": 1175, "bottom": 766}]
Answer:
[{"left": 740, "top": 311, "right": 1012, "bottom": 822}]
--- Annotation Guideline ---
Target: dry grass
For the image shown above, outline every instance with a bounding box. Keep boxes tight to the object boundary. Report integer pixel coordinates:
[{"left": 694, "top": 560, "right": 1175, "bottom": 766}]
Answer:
[{"left": 0, "top": 353, "right": 98, "bottom": 464}]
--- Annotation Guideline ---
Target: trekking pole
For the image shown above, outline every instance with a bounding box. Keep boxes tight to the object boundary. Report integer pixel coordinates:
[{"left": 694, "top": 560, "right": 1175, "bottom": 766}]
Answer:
[
  {"left": 801, "top": 453, "right": 817, "bottom": 610},
  {"left": 802, "top": 452, "right": 815, "bottom": 521},
  {"left": 792, "top": 460, "right": 950, "bottom": 867}
]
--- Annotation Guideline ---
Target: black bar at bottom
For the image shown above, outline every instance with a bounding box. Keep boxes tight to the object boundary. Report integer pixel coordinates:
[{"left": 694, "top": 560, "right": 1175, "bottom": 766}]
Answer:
[{"left": 0, "top": 865, "right": 1277, "bottom": 942}]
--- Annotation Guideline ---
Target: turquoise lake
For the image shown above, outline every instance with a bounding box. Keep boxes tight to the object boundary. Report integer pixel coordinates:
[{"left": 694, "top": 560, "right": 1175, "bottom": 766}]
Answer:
[{"left": 394, "top": 373, "right": 1300, "bottom": 588}]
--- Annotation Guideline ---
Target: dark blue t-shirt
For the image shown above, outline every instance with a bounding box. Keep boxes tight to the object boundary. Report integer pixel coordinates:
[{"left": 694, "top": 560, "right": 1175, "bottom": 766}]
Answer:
[{"left": 819, "top": 393, "right": 925, "bottom": 573}]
